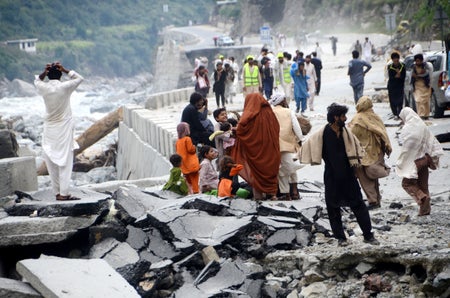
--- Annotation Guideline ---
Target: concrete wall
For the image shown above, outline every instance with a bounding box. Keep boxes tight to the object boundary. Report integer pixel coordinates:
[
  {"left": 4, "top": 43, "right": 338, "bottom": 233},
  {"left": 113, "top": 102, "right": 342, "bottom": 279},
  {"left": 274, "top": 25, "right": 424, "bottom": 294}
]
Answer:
[
  {"left": 145, "top": 87, "right": 193, "bottom": 110},
  {"left": 117, "top": 86, "right": 194, "bottom": 180},
  {"left": 0, "top": 156, "right": 37, "bottom": 197}
]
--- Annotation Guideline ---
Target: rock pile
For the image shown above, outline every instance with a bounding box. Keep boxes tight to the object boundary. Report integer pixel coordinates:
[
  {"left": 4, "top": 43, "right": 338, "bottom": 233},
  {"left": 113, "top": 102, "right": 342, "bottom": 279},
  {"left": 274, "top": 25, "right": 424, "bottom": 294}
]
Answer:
[{"left": 0, "top": 181, "right": 449, "bottom": 297}]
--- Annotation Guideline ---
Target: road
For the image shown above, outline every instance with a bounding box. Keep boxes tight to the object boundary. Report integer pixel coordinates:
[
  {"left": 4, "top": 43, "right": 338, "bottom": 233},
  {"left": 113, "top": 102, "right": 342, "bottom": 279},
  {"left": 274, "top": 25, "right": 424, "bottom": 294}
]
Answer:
[{"left": 165, "top": 25, "right": 450, "bottom": 200}]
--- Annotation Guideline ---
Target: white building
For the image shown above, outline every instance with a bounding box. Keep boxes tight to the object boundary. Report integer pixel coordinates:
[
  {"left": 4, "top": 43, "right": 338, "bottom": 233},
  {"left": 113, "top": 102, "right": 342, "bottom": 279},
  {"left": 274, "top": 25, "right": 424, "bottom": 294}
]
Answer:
[{"left": 5, "top": 38, "right": 38, "bottom": 53}]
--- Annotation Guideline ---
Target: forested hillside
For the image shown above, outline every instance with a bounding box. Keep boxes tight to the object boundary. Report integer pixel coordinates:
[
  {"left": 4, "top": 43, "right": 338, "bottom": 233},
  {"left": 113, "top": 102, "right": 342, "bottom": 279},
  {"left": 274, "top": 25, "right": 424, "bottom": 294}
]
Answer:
[
  {"left": 232, "top": 0, "right": 450, "bottom": 42},
  {"left": 0, "top": 0, "right": 215, "bottom": 81},
  {"left": 1, "top": 0, "right": 448, "bottom": 82}
]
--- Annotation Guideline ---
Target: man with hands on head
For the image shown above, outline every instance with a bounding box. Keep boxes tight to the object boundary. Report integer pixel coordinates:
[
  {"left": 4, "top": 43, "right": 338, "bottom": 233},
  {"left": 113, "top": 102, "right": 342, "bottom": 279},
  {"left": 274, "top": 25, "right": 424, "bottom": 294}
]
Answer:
[{"left": 34, "top": 62, "right": 84, "bottom": 201}]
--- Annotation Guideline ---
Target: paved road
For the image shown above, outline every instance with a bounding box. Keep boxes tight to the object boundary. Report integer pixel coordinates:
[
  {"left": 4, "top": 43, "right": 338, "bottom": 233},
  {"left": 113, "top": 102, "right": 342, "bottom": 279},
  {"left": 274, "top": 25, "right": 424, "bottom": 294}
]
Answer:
[{"left": 170, "top": 25, "right": 227, "bottom": 50}]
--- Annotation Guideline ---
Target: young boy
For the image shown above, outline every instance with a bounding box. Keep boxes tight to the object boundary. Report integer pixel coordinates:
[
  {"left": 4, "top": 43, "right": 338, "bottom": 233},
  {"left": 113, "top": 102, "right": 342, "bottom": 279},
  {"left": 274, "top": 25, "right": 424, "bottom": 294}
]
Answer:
[
  {"left": 209, "top": 108, "right": 231, "bottom": 160},
  {"left": 162, "top": 154, "right": 189, "bottom": 196}
]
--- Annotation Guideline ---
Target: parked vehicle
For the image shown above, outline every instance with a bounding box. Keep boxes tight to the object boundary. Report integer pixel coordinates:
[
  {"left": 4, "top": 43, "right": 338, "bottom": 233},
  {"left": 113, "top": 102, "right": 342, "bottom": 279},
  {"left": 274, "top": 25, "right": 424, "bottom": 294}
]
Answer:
[
  {"left": 428, "top": 50, "right": 449, "bottom": 118},
  {"left": 217, "top": 36, "right": 234, "bottom": 47},
  {"left": 403, "top": 51, "right": 448, "bottom": 118}
]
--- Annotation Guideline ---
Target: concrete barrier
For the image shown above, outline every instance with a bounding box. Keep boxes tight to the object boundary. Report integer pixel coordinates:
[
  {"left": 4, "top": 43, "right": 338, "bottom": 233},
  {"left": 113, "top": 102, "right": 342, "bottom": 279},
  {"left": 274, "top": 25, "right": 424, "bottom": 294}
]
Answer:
[
  {"left": 145, "top": 87, "right": 193, "bottom": 110},
  {"left": 117, "top": 99, "right": 182, "bottom": 180},
  {"left": 118, "top": 86, "right": 209, "bottom": 180},
  {"left": 0, "top": 156, "right": 37, "bottom": 197}
]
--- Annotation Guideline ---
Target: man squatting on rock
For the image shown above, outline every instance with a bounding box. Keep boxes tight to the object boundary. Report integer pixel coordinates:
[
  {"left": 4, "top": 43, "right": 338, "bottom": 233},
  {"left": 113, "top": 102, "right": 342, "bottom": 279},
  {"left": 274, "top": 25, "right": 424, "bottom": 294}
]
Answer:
[{"left": 34, "top": 62, "right": 84, "bottom": 201}]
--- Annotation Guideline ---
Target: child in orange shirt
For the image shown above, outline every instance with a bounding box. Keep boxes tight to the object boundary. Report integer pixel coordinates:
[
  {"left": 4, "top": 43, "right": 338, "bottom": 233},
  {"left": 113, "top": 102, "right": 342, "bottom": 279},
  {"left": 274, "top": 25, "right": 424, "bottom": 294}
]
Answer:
[
  {"left": 176, "top": 122, "right": 200, "bottom": 194},
  {"left": 218, "top": 155, "right": 243, "bottom": 198}
]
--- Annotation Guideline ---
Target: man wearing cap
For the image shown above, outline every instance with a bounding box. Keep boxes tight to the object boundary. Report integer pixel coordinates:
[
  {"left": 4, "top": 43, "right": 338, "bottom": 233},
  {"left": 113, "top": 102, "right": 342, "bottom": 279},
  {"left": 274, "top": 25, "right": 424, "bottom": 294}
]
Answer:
[
  {"left": 215, "top": 54, "right": 225, "bottom": 70},
  {"left": 270, "top": 93, "right": 305, "bottom": 200},
  {"left": 35, "top": 62, "right": 84, "bottom": 201},
  {"left": 243, "top": 55, "right": 262, "bottom": 96},
  {"left": 274, "top": 52, "right": 293, "bottom": 104}
]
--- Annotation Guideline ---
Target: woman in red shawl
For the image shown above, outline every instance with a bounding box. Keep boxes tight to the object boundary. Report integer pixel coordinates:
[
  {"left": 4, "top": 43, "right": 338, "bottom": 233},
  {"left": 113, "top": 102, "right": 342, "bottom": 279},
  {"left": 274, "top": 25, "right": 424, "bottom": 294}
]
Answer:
[{"left": 232, "top": 93, "right": 281, "bottom": 200}]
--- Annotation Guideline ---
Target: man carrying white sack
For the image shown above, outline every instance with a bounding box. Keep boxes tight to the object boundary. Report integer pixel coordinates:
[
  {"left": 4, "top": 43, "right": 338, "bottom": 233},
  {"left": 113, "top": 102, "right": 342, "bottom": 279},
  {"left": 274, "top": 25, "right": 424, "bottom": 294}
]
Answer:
[{"left": 35, "top": 62, "right": 84, "bottom": 201}]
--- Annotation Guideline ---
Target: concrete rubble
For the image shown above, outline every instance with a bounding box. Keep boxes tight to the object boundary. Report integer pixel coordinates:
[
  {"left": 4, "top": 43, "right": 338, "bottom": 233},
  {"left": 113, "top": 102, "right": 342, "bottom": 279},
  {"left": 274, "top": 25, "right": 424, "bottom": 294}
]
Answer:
[{"left": 0, "top": 182, "right": 448, "bottom": 298}]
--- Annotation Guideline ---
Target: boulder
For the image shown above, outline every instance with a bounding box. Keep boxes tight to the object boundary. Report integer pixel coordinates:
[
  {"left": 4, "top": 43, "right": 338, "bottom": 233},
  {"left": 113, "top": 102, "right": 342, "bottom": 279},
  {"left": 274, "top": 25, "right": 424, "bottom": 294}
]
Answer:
[
  {"left": 9, "top": 79, "right": 38, "bottom": 97},
  {"left": 0, "top": 130, "right": 19, "bottom": 159}
]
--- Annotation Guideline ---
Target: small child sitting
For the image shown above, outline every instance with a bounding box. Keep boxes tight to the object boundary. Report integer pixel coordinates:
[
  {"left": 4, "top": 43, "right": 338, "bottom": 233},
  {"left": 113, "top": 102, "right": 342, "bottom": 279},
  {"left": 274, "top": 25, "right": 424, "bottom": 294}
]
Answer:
[
  {"left": 162, "top": 154, "right": 189, "bottom": 195},
  {"left": 218, "top": 155, "right": 243, "bottom": 198},
  {"left": 198, "top": 145, "right": 219, "bottom": 194}
]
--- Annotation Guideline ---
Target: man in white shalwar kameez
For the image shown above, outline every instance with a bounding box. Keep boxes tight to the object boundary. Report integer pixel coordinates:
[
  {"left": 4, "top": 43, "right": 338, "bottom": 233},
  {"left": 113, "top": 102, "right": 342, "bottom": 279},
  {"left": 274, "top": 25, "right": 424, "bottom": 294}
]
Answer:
[
  {"left": 362, "top": 37, "right": 372, "bottom": 64},
  {"left": 304, "top": 55, "right": 317, "bottom": 112},
  {"left": 34, "top": 62, "right": 84, "bottom": 201}
]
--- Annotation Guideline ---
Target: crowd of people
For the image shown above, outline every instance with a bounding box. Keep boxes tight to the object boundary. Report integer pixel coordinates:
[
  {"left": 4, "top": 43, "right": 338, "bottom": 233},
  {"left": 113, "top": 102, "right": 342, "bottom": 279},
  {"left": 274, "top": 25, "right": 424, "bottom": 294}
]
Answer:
[
  {"left": 159, "top": 41, "right": 445, "bottom": 246},
  {"left": 34, "top": 36, "right": 445, "bottom": 247}
]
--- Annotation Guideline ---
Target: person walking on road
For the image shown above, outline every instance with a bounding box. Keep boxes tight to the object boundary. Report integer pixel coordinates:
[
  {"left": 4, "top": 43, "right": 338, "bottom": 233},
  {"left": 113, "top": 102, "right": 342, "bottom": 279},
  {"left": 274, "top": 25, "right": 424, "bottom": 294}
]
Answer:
[
  {"left": 349, "top": 96, "right": 392, "bottom": 210},
  {"left": 395, "top": 107, "right": 443, "bottom": 216},
  {"left": 274, "top": 52, "right": 293, "bottom": 104},
  {"left": 291, "top": 61, "right": 310, "bottom": 115},
  {"left": 362, "top": 37, "right": 373, "bottom": 64},
  {"left": 311, "top": 52, "right": 323, "bottom": 96},
  {"left": 242, "top": 56, "right": 262, "bottom": 96},
  {"left": 304, "top": 55, "right": 318, "bottom": 111},
  {"left": 34, "top": 62, "right": 84, "bottom": 201},
  {"left": 348, "top": 50, "right": 372, "bottom": 104},
  {"left": 411, "top": 53, "right": 433, "bottom": 120},
  {"left": 387, "top": 52, "right": 406, "bottom": 120},
  {"left": 330, "top": 36, "right": 338, "bottom": 56}
]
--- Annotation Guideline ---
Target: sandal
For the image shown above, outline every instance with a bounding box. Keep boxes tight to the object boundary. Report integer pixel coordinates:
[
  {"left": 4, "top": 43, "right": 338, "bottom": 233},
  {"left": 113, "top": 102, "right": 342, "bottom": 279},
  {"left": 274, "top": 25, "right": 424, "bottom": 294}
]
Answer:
[
  {"left": 56, "top": 194, "right": 81, "bottom": 201},
  {"left": 268, "top": 194, "right": 278, "bottom": 201},
  {"left": 291, "top": 194, "right": 301, "bottom": 200},
  {"left": 279, "top": 194, "right": 291, "bottom": 201}
]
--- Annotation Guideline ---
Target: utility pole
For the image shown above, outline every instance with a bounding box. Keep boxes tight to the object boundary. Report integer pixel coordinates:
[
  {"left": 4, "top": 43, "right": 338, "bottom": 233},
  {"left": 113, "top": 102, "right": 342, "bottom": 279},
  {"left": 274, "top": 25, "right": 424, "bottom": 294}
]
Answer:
[{"left": 434, "top": 5, "right": 448, "bottom": 50}]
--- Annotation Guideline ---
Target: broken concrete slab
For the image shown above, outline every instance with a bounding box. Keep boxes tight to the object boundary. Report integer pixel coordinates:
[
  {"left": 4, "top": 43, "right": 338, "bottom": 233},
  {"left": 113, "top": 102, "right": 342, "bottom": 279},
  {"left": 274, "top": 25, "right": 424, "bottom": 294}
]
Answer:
[
  {"left": 89, "top": 221, "right": 128, "bottom": 246},
  {"left": 181, "top": 197, "right": 231, "bottom": 216},
  {"left": 146, "top": 228, "right": 179, "bottom": 260},
  {"left": 0, "top": 277, "right": 42, "bottom": 298},
  {"left": 126, "top": 225, "right": 148, "bottom": 251},
  {"left": 16, "top": 256, "right": 140, "bottom": 298},
  {"left": 5, "top": 188, "right": 110, "bottom": 217},
  {"left": 114, "top": 185, "right": 190, "bottom": 224},
  {"left": 266, "top": 229, "right": 297, "bottom": 248},
  {"left": 0, "top": 156, "right": 37, "bottom": 198},
  {"left": 258, "top": 202, "right": 308, "bottom": 221},
  {"left": 257, "top": 216, "right": 303, "bottom": 229},
  {"left": 428, "top": 122, "right": 450, "bottom": 143},
  {"left": 0, "top": 215, "right": 98, "bottom": 247},
  {"left": 89, "top": 238, "right": 140, "bottom": 269},
  {"left": 227, "top": 198, "right": 258, "bottom": 216},
  {"left": 197, "top": 260, "right": 247, "bottom": 295},
  {"left": 152, "top": 210, "right": 254, "bottom": 246}
]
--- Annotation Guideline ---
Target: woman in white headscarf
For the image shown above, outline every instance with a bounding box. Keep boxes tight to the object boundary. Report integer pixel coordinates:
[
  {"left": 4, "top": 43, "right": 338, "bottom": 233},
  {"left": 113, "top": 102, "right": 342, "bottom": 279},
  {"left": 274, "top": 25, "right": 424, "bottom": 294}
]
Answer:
[{"left": 396, "top": 107, "right": 444, "bottom": 216}]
